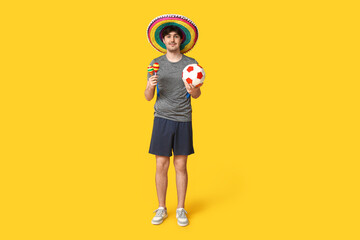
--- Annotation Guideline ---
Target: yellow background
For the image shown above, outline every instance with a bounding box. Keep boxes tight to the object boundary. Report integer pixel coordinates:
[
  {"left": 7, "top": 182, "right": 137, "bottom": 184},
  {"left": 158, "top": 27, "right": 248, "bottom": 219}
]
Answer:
[{"left": 1, "top": 0, "right": 359, "bottom": 239}]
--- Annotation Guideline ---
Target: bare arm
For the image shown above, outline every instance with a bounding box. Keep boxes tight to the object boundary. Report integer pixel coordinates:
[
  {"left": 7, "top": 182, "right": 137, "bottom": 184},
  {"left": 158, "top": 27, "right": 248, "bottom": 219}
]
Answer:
[
  {"left": 145, "top": 75, "right": 158, "bottom": 101},
  {"left": 191, "top": 87, "right": 201, "bottom": 99},
  {"left": 184, "top": 82, "right": 202, "bottom": 99}
]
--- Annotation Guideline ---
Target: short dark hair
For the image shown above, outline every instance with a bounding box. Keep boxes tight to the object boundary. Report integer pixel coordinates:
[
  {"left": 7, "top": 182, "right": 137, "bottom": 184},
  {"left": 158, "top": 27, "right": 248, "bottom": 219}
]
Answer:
[{"left": 161, "top": 25, "right": 184, "bottom": 40}]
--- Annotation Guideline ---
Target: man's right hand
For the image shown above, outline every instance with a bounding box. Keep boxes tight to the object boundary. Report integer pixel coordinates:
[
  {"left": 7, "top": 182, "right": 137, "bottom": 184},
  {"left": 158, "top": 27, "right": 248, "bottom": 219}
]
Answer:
[{"left": 148, "top": 75, "right": 158, "bottom": 89}]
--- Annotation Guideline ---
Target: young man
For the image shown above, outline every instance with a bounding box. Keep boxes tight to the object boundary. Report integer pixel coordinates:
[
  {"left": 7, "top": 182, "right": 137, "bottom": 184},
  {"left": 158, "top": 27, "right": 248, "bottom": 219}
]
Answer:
[{"left": 145, "top": 15, "right": 202, "bottom": 227}]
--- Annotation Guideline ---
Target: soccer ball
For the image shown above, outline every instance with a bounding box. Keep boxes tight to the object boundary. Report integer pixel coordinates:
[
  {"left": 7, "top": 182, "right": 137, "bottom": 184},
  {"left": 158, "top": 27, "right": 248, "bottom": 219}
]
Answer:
[{"left": 182, "top": 64, "right": 205, "bottom": 88}]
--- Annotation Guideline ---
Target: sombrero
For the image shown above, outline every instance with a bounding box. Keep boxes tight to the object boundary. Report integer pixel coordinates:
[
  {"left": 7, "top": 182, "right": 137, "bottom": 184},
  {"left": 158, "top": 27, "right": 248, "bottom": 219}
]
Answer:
[{"left": 147, "top": 14, "right": 199, "bottom": 54}]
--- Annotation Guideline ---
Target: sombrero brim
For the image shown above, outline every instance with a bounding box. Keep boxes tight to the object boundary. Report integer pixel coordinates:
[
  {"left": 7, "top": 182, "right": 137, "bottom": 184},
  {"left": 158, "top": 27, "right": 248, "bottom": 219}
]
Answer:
[{"left": 147, "top": 14, "right": 198, "bottom": 54}]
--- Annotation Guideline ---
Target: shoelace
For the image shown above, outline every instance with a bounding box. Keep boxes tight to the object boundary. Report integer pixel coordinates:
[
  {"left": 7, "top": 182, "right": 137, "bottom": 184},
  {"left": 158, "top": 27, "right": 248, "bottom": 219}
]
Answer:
[
  {"left": 153, "top": 208, "right": 166, "bottom": 217},
  {"left": 176, "top": 209, "right": 188, "bottom": 218}
]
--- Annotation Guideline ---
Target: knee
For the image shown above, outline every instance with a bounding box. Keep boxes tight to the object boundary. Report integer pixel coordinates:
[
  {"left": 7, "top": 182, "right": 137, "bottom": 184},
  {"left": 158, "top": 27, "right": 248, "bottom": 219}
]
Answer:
[
  {"left": 156, "top": 161, "right": 169, "bottom": 173},
  {"left": 174, "top": 163, "right": 187, "bottom": 173}
]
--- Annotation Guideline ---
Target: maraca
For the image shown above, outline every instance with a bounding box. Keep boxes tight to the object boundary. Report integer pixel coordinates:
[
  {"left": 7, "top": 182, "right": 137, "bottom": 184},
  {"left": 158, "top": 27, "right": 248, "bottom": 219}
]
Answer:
[
  {"left": 148, "top": 65, "right": 154, "bottom": 75},
  {"left": 153, "top": 63, "right": 159, "bottom": 75}
]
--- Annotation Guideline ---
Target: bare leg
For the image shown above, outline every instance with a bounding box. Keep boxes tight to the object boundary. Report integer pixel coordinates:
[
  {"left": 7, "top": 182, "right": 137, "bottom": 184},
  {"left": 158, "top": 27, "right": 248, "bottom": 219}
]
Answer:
[
  {"left": 155, "top": 155, "right": 170, "bottom": 208},
  {"left": 173, "top": 155, "right": 188, "bottom": 209}
]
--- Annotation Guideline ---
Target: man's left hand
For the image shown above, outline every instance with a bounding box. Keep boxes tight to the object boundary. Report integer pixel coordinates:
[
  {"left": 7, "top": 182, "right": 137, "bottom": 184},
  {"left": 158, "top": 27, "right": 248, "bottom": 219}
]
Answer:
[
  {"left": 184, "top": 82, "right": 201, "bottom": 98},
  {"left": 185, "top": 82, "right": 200, "bottom": 94}
]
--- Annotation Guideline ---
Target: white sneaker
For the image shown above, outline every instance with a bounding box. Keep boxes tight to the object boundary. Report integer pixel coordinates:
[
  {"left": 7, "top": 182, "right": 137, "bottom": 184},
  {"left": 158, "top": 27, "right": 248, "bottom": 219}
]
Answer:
[
  {"left": 176, "top": 208, "right": 189, "bottom": 226},
  {"left": 151, "top": 207, "right": 168, "bottom": 225}
]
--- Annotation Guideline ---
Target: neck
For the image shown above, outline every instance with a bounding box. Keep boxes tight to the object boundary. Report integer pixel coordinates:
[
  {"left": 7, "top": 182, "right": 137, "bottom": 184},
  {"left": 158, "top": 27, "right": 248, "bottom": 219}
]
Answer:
[{"left": 165, "top": 51, "right": 182, "bottom": 62}]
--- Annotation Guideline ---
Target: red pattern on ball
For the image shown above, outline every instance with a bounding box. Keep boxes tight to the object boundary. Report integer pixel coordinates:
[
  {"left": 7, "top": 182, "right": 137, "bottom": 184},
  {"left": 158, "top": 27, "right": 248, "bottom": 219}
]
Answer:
[
  {"left": 197, "top": 72, "right": 203, "bottom": 79},
  {"left": 187, "top": 66, "right": 194, "bottom": 72},
  {"left": 186, "top": 78, "right": 193, "bottom": 84}
]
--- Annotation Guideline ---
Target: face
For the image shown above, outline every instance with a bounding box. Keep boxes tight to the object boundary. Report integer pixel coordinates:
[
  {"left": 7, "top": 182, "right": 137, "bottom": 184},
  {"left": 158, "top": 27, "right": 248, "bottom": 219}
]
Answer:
[{"left": 162, "top": 31, "right": 182, "bottom": 52}]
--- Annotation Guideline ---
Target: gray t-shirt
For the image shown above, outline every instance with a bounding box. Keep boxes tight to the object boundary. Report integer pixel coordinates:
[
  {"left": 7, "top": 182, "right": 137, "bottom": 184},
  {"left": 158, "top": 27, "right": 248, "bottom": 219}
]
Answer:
[{"left": 147, "top": 54, "right": 198, "bottom": 122}]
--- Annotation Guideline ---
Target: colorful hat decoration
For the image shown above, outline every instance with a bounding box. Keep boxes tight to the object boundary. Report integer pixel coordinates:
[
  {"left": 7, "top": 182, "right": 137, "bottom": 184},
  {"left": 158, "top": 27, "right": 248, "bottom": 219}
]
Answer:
[{"left": 147, "top": 14, "right": 199, "bottom": 54}]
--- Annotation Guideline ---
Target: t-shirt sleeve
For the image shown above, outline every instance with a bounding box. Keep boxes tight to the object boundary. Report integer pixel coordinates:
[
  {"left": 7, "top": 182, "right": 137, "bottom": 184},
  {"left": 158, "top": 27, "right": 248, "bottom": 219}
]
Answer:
[{"left": 147, "top": 59, "right": 155, "bottom": 81}]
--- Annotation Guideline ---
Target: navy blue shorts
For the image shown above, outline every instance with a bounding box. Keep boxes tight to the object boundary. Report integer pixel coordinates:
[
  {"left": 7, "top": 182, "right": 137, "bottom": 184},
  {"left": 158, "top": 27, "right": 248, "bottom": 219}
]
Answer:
[{"left": 149, "top": 117, "right": 194, "bottom": 157}]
